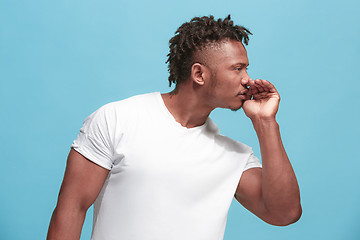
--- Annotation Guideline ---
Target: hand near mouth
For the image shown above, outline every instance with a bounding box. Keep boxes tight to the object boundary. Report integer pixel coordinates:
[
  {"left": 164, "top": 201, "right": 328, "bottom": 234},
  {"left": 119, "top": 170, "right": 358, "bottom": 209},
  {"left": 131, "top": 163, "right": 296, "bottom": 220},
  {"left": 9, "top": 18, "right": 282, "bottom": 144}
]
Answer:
[{"left": 241, "top": 79, "right": 280, "bottom": 121}]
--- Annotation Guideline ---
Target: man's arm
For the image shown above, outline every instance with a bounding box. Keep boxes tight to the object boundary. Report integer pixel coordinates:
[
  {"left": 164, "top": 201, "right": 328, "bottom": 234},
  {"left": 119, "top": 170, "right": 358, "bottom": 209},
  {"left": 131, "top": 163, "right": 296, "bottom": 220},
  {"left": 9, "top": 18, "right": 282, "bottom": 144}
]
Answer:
[
  {"left": 234, "top": 79, "right": 302, "bottom": 226},
  {"left": 47, "top": 148, "right": 110, "bottom": 240}
]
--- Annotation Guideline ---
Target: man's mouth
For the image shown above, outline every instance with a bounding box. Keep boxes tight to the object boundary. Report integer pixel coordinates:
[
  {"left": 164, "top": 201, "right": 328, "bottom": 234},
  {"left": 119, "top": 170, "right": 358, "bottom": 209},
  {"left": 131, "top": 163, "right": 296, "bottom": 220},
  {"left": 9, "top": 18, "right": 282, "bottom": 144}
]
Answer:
[
  {"left": 238, "top": 89, "right": 249, "bottom": 96},
  {"left": 237, "top": 89, "right": 251, "bottom": 101}
]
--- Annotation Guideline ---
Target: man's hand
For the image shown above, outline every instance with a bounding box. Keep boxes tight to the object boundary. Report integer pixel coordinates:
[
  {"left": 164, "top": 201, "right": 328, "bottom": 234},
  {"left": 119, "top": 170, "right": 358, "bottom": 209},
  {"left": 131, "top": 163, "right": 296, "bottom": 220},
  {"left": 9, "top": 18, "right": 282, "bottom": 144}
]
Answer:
[{"left": 242, "top": 79, "right": 280, "bottom": 121}]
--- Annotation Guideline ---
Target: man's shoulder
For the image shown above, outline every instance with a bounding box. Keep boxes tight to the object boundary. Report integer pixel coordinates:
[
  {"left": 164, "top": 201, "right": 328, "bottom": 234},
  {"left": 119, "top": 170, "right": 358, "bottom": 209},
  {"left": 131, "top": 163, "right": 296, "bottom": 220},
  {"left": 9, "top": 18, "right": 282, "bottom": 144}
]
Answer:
[
  {"left": 202, "top": 118, "right": 253, "bottom": 154},
  {"left": 210, "top": 128, "right": 253, "bottom": 154},
  {"left": 100, "top": 92, "right": 160, "bottom": 111},
  {"left": 84, "top": 92, "right": 159, "bottom": 123}
]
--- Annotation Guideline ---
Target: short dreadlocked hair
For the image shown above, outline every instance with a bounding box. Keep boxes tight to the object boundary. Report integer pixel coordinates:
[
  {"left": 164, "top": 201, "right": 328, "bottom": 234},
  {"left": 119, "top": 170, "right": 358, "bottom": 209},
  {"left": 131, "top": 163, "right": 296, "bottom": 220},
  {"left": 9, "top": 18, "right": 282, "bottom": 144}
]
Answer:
[{"left": 166, "top": 15, "right": 252, "bottom": 87}]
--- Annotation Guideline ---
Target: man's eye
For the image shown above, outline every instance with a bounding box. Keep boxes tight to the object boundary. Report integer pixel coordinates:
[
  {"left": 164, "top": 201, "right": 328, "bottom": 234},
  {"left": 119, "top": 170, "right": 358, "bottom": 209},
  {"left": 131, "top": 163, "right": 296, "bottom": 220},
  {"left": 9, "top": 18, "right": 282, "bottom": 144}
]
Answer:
[{"left": 235, "top": 67, "right": 249, "bottom": 71}]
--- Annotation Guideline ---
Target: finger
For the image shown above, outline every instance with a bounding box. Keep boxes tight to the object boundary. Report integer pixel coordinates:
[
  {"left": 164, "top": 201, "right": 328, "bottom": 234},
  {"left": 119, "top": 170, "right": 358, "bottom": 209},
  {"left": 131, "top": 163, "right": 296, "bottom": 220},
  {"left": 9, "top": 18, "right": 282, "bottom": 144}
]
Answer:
[
  {"left": 256, "top": 79, "right": 271, "bottom": 92},
  {"left": 253, "top": 79, "right": 265, "bottom": 92},
  {"left": 262, "top": 80, "right": 278, "bottom": 93},
  {"left": 252, "top": 91, "right": 269, "bottom": 100},
  {"left": 247, "top": 79, "right": 259, "bottom": 95}
]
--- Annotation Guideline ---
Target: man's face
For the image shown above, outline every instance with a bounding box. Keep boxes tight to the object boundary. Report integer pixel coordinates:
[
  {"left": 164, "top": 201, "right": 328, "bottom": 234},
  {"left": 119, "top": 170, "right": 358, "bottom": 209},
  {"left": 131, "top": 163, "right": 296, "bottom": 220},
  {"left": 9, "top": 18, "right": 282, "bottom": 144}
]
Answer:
[{"left": 203, "top": 40, "right": 251, "bottom": 111}]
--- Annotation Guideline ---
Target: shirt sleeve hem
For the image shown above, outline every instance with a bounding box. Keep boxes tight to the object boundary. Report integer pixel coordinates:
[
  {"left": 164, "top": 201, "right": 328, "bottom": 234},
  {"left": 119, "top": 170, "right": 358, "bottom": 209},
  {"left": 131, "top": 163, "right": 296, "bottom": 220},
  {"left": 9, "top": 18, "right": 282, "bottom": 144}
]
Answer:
[
  {"left": 71, "top": 146, "right": 113, "bottom": 170},
  {"left": 243, "top": 162, "right": 262, "bottom": 172}
]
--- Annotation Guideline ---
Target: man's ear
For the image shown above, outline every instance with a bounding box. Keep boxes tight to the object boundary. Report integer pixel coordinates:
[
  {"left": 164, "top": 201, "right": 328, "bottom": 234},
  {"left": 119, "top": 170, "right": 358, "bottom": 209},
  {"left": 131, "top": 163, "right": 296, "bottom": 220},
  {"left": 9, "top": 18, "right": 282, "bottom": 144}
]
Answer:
[{"left": 191, "top": 63, "right": 208, "bottom": 86}]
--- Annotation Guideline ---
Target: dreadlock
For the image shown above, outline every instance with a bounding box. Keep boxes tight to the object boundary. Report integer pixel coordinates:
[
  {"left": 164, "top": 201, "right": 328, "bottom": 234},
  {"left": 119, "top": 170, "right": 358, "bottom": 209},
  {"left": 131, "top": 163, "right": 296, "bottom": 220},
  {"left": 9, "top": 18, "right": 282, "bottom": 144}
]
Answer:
[{"left": 166, "top": 15, "right": 252, "bottom": 87}]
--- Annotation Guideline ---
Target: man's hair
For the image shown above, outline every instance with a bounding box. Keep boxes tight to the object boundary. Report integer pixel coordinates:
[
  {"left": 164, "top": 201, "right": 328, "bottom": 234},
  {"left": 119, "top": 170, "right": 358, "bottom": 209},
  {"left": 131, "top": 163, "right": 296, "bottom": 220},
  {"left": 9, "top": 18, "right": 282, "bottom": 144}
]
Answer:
[{"left": 166, "top": 14, "right": 252, "bottom": 87}]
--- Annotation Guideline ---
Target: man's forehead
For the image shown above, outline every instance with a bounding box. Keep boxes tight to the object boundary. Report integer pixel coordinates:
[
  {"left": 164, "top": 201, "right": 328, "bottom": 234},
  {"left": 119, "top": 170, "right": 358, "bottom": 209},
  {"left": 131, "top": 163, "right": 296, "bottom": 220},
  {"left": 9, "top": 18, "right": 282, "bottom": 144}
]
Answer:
[{"left": 219, "top": 40, "right": 247, "bottom": 56}]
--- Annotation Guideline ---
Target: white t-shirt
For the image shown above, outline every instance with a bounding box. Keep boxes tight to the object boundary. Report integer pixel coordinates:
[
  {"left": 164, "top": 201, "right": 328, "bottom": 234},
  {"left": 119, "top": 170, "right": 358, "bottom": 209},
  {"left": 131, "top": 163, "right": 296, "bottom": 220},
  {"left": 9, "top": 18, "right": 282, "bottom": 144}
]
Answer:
[{"left": 71, "top": 92, "right": 261, "bottom": 240}]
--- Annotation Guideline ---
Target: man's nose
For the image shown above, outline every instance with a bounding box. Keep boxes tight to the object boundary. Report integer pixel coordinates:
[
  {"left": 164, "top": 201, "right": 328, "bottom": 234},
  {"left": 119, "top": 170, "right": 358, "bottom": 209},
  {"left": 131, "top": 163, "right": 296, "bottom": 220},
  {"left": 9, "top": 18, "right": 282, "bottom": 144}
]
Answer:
[
  {"left": 241, "top": 74, "right": 251, "bottom": 89},
  {"left": 244, "top": 70, "right": 251, "bottom": 81}
]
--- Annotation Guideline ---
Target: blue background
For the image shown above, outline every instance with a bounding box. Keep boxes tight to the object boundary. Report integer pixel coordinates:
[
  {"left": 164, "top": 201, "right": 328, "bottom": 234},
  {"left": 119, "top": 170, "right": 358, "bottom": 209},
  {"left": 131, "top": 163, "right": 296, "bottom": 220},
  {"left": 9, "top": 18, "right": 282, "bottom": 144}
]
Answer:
[{"left": 1, "top": 0, "right": 359, "bottom": 239}]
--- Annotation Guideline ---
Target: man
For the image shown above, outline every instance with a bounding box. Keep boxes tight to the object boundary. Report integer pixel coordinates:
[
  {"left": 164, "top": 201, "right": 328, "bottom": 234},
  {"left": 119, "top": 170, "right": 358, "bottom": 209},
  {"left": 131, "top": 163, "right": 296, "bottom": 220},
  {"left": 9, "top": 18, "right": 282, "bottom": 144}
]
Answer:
[{"left": 47, "top": 15, "right": 301, "bottom": 240}]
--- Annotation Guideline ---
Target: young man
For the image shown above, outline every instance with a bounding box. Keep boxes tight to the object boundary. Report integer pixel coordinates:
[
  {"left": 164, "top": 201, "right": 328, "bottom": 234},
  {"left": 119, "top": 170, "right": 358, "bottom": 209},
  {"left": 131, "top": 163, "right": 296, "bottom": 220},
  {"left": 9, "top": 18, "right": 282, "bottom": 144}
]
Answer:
[{"left": 47, "top": 15, "right": 301, "bottom": 240}]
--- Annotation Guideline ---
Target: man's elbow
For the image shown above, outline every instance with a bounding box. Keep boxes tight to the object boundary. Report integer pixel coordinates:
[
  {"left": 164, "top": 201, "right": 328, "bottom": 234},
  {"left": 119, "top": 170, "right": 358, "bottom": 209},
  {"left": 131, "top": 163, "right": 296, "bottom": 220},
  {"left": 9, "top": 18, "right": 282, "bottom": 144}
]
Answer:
[{"left": 269, "top": 204, "right": 302, "bottom": 226}]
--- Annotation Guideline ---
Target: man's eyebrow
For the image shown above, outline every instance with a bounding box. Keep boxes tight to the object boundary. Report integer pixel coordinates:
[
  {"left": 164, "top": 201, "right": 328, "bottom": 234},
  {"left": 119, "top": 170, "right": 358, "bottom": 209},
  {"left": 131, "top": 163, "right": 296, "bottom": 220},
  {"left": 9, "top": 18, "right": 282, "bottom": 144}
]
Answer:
[{"left": 233, "top": 63, "right": 249, "bottom": 67}]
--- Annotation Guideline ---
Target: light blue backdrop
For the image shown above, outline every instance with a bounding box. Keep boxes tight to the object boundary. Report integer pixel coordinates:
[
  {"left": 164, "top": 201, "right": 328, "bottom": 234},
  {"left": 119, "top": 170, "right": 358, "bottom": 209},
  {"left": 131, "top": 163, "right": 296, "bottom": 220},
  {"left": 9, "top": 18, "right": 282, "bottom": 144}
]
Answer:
[{"left": 1, "top": 0, "right": 359, "bottom": 239}]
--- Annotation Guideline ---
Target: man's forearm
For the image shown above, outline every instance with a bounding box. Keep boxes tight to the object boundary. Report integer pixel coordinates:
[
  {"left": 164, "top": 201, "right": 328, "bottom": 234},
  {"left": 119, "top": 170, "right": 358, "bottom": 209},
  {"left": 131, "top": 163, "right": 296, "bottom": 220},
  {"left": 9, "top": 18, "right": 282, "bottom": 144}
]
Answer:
[
  {"left": 252, "top": 118, "right": 301, "bottom": 224},
  {"left": 47, "top": 205, "right": 86, "bottom": 240}
]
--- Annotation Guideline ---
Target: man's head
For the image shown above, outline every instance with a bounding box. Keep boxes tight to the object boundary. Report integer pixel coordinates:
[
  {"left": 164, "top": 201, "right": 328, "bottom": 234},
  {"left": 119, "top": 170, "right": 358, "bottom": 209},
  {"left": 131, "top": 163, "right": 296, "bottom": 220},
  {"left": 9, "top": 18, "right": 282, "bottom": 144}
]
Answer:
[{"left": 166, "top": 15, "right": 252, "bottom": 89}]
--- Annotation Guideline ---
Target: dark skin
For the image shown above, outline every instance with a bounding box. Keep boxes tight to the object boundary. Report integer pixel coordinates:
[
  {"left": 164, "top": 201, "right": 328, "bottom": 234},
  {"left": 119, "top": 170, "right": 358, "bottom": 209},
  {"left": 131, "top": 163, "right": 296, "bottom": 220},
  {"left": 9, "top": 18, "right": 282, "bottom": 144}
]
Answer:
[
  {"left": 47, "top": 149, "right": 109, "bottom": 240},
  {"left": 47, "top": 40, "right": 301, "bottom": 239}
]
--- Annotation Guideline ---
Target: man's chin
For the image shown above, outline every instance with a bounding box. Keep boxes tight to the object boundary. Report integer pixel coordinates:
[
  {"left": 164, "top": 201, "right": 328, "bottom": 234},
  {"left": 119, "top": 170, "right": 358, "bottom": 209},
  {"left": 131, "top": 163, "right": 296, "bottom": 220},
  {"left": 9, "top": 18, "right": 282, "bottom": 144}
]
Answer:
[
  {"left": 229, "top": 102, "right": 244, "bottom": 112},
  {"left": 230, "top": 107, "right": 242, "bottom": 112}
]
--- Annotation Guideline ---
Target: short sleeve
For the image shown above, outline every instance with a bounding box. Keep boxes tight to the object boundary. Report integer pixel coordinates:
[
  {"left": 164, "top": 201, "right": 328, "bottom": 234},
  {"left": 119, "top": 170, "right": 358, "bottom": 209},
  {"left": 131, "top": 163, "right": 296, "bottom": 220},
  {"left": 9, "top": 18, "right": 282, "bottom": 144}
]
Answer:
[
  {"left": 71, "top": 105, "right": 114, "bottom": 170},
  {"left": 243, "top": 151, "right": 262, "bottom": 172}
]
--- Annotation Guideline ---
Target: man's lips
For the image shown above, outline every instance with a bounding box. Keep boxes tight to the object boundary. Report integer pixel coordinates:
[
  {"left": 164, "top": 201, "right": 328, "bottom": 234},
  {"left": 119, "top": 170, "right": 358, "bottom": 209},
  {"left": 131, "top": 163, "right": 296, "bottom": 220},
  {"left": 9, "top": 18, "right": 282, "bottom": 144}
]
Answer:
[
  {"left": 237, "top": 89, "right": 251, "bottom": 100},
  {"left": 238, "top": 89, "right": 249, "bottom": 96}
]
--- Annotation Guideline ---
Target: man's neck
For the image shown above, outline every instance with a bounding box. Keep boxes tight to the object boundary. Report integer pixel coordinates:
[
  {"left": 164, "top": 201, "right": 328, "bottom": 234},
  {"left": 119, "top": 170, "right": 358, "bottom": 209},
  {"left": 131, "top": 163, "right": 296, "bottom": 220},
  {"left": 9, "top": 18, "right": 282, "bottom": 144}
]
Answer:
[{"left": 161, "top": 87, "right": 214, "bottom": 129}]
